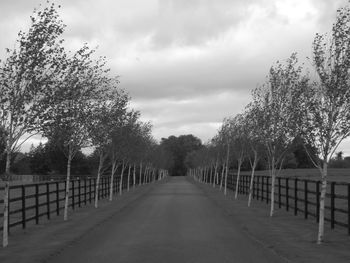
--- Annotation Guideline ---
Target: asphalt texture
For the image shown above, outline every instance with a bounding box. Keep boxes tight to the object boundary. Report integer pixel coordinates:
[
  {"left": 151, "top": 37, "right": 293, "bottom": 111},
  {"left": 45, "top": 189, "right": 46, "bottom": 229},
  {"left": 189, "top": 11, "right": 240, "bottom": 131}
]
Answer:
[{"left": 43, "top": 177, "right": 286, "bottom": 263}]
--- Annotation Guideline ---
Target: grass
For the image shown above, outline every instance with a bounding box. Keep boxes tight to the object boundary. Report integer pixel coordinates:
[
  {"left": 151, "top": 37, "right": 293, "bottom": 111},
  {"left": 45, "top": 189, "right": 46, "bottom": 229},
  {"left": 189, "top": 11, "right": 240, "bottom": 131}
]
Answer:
[
  {"left": 226, "top": 170, "right": 350, "bottom": 233},
  {"left": 240, "top": 168, "right": 350, "bottom": 183}
]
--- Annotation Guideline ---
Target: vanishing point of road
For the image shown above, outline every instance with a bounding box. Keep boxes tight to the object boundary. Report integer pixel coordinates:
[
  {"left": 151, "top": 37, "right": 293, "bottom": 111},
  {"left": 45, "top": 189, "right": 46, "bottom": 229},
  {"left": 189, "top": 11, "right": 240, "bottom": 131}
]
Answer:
[{"left": 46, "top": 176, "right": 285, "bottom": 263}]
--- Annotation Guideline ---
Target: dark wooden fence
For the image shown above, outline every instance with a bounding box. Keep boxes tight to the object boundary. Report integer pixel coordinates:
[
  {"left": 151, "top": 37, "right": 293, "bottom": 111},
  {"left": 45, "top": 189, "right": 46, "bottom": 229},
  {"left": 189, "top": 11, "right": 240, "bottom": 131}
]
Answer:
[
  {"left": 0, "top": 171, "right": 152, "bottom": 233},
  {"left": 211, "top": 173, "right": 350, "bottom": 235}
]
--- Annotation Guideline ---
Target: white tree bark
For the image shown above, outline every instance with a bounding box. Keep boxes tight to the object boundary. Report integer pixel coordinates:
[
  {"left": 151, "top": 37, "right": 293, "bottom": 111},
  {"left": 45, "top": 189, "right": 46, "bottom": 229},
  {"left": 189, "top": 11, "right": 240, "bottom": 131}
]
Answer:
[
  {"left": 127, "top": 164, "right": 131, "bottom": 192},
  {"left": 139, "top": 161, "right": 143, "bottom": 186},
  {"left": 119, "top": 160, "right": 126, "bottom": 196},
  {"left": 2, "top": 181, "right": 9, "bottom": 247},
  {"left": 270, "top": 157, "right": 276, "bottom": 217},
  {"left": 63, "top": 146, "right": 72, "bottom": 221},
  {"left": 224, "top": 144, "right": 230, "bottom": 196},
  {"left": 248, "top": 151, "right": 258, "bottom": 207},
  {"left": 109, "top": 161, "right": 117, "bottom": 201},
  {"left": 219, "top": 163, "right": 225, "bottom": 190},
  {"left": 317, "top": 161, "right": 328, "bottom": 244},
  {"left": 234, "top": 158, "right": 243, "bottom": 199},
  {"left": 213, "top": 160, "right": 218, "bottom": 188},
  {"left": 94, "top": 153, "right": 104, "bottom": 208},
  {"left": 133, "top": 163, "right": 136, "bottom": 189}
]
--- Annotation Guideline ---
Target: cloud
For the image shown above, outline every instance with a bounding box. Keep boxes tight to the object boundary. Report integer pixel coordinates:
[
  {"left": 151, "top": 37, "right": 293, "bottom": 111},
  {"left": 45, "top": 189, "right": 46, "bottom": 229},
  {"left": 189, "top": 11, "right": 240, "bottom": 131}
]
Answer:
[{"left": 2, "top": 0, "right": 350, "bottom": 153}]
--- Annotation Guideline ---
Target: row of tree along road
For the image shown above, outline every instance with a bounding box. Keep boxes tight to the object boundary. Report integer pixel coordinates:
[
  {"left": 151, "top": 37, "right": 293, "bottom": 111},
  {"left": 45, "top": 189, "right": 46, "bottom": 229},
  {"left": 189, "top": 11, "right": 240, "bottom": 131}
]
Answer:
[
  {"left": 0, "top": 2, "right": 170, "bottom": 247},
  {"left": 187, "top": 3, "right": 350, "bottom": 244}
]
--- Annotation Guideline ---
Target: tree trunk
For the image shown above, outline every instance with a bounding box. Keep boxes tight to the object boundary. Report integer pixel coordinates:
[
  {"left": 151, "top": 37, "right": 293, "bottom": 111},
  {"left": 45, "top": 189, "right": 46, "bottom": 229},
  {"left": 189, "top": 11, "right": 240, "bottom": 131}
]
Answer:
[
  {"left": 109, "top": 161, "right": 117, "bottom": 201},
  {"left": 133, "top": 163, "right": 136, "bottom": 189},
  {"left": 139, "top": 162, "right": 143, "bottom": 186},
  {"left": 64, "top": 146, "right": 72, "bottom": 221},
  {"left": 248, "top": 151, "right": 258, "bottom": 207},
  {"left": 317, "top": 161, "right": 328, "bottom": 244},
  {"left": 119, "top": 161, "right": 125, "bottom": 195},
  {"left": 224, "top": 144, "right": 230, "bottom": 195},
  {"left": 5, "top": 151, "right": 11, "bottom": 178},
  {"left": 235, "top": 158, "right": 243, "bottom": 199},
  {"left": 270, "top": 157, "right": 276, "bottom": 217},
  {"left": 213, "top": 160, "right": 218, "bottom": 188},
  {"left": 127, "top": 164, "right": 131, "bottom": 192},
  {"left": 143, "top": 166, "right": 147, "bottom": 184},
  {"left": 94, "top": 152, "right": 104, "bottom": 208},
  {"left": 5, "top": 131, "right": 12, "bottom": 178},
  {"left": 209, "top": 164, "right": 213, "bottom": 185},
  {"left": 152, "top": 168, "right": 156, "bottom": 182},
  {"left": 2, "top": 181, "right": 9, "bottom": 247},
  {"left": 219, "top": 163, "right": 225, "bottom": 190},
  {"left": 205, "top": 167, "right": 209, "bottom": 183},
  {"left": 2, "top": 136, "right": 12, "bottom": 247}
]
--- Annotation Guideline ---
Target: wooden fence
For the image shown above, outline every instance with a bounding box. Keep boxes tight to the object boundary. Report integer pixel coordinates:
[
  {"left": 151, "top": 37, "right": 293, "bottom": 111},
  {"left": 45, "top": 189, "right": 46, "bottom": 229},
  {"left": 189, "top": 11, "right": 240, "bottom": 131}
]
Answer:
[
  {"left": 208, "top": 173, "right": 350, "bottom": 235},
  {"left": 0, "top": 171, "right": 154, "bottom": 233}
]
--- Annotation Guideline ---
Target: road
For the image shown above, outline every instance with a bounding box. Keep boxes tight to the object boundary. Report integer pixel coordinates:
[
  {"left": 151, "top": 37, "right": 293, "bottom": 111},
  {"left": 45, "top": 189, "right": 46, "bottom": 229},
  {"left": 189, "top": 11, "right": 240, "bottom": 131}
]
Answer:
[{"left": 46, "top": 177, "right": 286, "bottom": 263}]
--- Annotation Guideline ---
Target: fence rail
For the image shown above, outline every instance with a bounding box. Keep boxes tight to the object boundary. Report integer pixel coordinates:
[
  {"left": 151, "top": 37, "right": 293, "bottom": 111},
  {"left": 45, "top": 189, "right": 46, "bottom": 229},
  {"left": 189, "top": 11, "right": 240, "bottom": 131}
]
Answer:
[
  {"left": 0, "top": 170, "right": 154, "bottom": 233},
  {"left": 206, "top": 172, "right": 350, "bottom": 235}
]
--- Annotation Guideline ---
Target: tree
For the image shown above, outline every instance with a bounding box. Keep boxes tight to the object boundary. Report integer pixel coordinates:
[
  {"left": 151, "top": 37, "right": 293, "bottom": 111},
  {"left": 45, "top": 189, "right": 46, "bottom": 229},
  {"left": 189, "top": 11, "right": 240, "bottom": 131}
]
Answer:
[
  {"left": 39, "top": 44, "right": 108, "bottom": 221},
  {"left": 244, "top": 105, "right": 264, "bottom": 207},
  {"left": 0, "top": 2, "right": 65, "bottom": 247},
  {"left": 254, "top": 53, "right": 306, "bottom": 217},
  {"left": 88, "top": 85, "right": 128, "bottom": 208},
  {"left": 227, "top": 115, "right": 247, "bottom": 199},
  {"left": 28, "top": 143, "right": 51, "bottom": 175},
  {"left": 161, "top": 135, "right": 202, "bottom": 176},
  {"left": 296, "top": 4, "right": 350, "bottom": 244}
]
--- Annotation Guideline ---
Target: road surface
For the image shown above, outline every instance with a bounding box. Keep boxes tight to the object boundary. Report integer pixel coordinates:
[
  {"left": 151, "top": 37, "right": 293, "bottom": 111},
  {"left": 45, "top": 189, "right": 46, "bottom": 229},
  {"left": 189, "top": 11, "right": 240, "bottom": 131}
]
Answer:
[{"left": 46, "top": 177, "right": 286, "bottom": 263}]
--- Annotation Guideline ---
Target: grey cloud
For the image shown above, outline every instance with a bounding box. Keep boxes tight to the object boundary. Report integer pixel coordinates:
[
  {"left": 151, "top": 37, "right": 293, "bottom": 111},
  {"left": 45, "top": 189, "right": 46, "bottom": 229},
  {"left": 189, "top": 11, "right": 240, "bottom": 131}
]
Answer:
[
  {"left": 150, "top": 0, "right": 251, "bottom": 48},
  {"left": 119, "top": 53, "right": 269, "bottom": 101}
]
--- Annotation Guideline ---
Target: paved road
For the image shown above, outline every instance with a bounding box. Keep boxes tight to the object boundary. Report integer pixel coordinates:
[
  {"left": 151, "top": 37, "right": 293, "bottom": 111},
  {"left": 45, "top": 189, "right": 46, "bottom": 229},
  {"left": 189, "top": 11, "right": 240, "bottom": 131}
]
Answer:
[{"left": 47, "top": 177, "right": 285, "bottom": 263}]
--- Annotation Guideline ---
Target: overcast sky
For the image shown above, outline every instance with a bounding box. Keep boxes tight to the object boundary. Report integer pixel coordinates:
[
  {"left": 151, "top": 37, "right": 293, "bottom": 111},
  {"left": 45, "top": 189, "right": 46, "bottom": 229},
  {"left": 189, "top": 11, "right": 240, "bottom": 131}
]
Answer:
[{"left": 2, "top": 0, "right": 350, "bottom": 154}]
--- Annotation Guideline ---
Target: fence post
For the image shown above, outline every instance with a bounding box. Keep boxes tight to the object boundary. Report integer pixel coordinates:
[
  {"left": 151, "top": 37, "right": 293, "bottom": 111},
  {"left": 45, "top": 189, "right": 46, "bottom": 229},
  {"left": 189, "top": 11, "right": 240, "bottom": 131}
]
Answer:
[
  {"left": 94, "top": 178, "right": 97, "bottom": 201},
  {"left": 21, "top": 185, "right": 26, "bottom": 229},
  {"left": 263, "top": 177, "right": 266, "bottom": 202},
  {"left": 46, "top": 183, "right": 50, "bottom": 220},
  {"left": 72, "top": 180, "right": 75, "bottom": 209},
  {"left": 286, "top": 178, "right": 289, "bottom": 211},
  {"left": 246, "top": 176, "right": 248, "bottom": 194},
  {"left": 257, "top": 176, "right": 260, "bottom": 200},
  {"left": 35, "top": 184, "right": 39, "bottom": 224},
  {"left": 253, "top": 176, "right": 255, "bottom": 199},
  {"left": 316, "top": 181, "right": 320, "bottom": 223},
  {"left": 104, "top": 177, "right": 107, "bottom": 197},
  {"left": 78, "top": 179, "right": 81, "bottom": 207},
  {"left": 331, "top": 182, "right": 335, "bottom": 229},
  {"left": 266, "top": 177, "right": 269, "bottom": 204},
  {"left": 347, "top": 184, "right": 350, "bottom": 235},
  {"left": 8, "top": 186, "right": 11, "bottom": 234},
  {"left": 294, "top": 178, "right": 298, "bottom": 216},
  {"left": 304, "top": 180, "right": 308, "bottom": 219},
  {"left": 84, "top": 178, "right": 87, "bottom": 205},
  {"left": 56, "top": 182, "right": 59, "bottom": 216},
  {"left": 278, "top": 177, "right": 281, "bottom": 208},
  {"left": 89, "top": 178, "right": 92, "bottom": 203}
]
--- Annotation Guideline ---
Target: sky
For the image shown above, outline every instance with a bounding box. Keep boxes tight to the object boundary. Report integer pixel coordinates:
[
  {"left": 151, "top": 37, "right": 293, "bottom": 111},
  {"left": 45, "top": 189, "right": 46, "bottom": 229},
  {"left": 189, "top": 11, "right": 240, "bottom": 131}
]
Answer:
[{"left": 1, "top": 0, "right": 350, "bottom": 155}]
